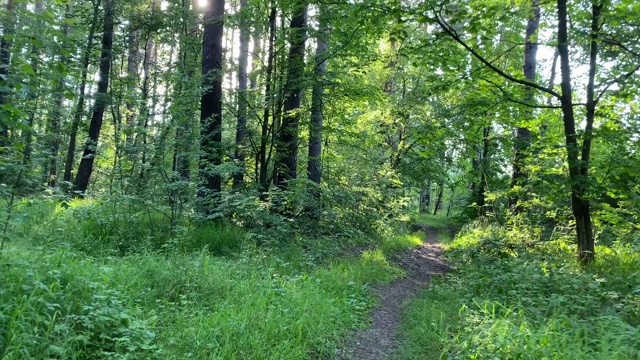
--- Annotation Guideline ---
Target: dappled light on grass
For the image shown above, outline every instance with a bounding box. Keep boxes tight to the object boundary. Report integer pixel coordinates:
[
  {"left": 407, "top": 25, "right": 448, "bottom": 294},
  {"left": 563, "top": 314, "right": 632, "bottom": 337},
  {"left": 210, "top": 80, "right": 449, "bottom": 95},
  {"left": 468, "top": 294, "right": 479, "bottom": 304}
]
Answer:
[
  {"left": 395, "top": 221, "right": 640, "bottom": 360},
  {"left": 380, "top": 234, "right": 424, "bottom": 253}
]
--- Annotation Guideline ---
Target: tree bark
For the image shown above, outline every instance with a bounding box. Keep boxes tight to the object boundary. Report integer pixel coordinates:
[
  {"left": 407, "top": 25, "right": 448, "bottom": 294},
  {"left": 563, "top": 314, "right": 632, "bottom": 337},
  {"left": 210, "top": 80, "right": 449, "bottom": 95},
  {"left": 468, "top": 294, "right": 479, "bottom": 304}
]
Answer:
[
  {"left": 510, "top": 0, "right": 540, "bottom": 211},
  {"left": 63, "top": 0, "right": 102, "bottom": 185},
  {"left": 557, "top": 0, "right": 597, "bottom": 264},
  {"left": 232, "top": 0, "right": 249, "bottom": 188},
  {"left": 433, "top": 183, "right": 444, "bottom": 216},
  {"left": 198, "top": 0, "right": 225, "bottom": 213},
  {"left": 73, "top": 0, "right": 115, "bottom": 194},
  {"left": 274, "top": 1, "right": 308, "bottom": 188},
  {"left": 307, "top": 4, "right": 328, "bottom": 185}
]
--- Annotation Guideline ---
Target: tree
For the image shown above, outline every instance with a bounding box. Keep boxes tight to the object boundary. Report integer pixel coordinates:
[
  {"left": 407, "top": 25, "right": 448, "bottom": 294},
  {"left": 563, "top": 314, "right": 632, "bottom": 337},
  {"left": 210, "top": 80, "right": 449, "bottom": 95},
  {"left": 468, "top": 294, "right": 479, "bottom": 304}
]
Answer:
[
  {"left": 21, "top": 0, "right": 45, "bottom": 167},
  {"left": 431, "top": 0, "right": 640, "bottom": 263},
  {"left": 233, "top": 0, "right": 249, "bottom": 188},
  {"left": 307, "top": 4, "right": 328, "bottom": 185},
  {"left": 198, "top": 0, "right": 225, "bottom": 213},
  {"left": 274, "top": 1, "right": 308, "bottom": 189},
  {"left": 510, "top": 0, "right": 540, "bottom": 211},
  {"left": 0, "top": 0, "right": 16, "bottom": 147},
  {"left": 257, "top": 5, "right": 277, "bottom": 198},
  {"left": 73, "top": 0, "right": 116, "bottom": 194},
  {"left": 45, "top": 2, "right": 73, "bottom": 187},
  {"left": 64, "top": 0, "right": 102, "bottom": 185},
  {"left": 555, "top": 0, "right": 598, "bottom": 263}
]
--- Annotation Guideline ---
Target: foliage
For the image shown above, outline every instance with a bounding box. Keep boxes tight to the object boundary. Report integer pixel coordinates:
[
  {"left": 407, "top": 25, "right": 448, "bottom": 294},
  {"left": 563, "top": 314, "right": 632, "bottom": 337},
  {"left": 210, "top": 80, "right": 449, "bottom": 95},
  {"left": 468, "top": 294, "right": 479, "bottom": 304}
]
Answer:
[
  {"left": 396, "top": 221, "right": 640, "bottom": 360},
  {"left": 0, "top": 249, "right": 160, "bottom": 359},
  {"left": 0, "top": 197, "right": 422, "bottom": 359}
]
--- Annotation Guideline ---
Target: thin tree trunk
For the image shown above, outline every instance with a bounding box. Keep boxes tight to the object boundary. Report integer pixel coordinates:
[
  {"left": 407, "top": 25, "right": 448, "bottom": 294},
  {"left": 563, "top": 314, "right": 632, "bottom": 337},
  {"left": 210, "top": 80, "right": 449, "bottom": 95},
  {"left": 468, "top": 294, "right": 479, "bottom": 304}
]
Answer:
[
  {"left": 477, "top": 125, "right": 491, "bottom": 216},
  {"left": 125, "top": 26, "right": 140, "bottom": 147},
  {"left": 307, "top": 4, "right": 328, "bottom": 185},
  {"left": 0, "top": 0, "right": 15, "bottom": 146},
  {"left": 46, "top": 2, "right": 73, "bottom": 187},
  {"left": 249, "top": 31, "right": 262, "bottom": 89},
  {"left": 420, "top": 182, "right": 431, "bottom": 214},
  {"left": 510, "top": 0, "right": 540, "bottom": 211},
  {"left": 63, "top": 0, "right": 101, "bottom": 185},
  {"left": 540, "top": 49, "right": 559, "bottom": 137},
  {"left": 232, "top": 0, "right": 249, "bottom": 188},
  {"left": 556, "top": 0, "right": 596, "bottom": 264},
  {"left": 22, "top": 0, "right": 45, "bottom": 166},
  {"left": 73, "top": 0, "right": 115, "bottom": 194},
  {"left": 446, "top": 187, "right": 453, "bottom": 217},
  {"left": 274, "top": 1, "right": 308, "bottom": 188},
  {"left": 136, "top": 31, "right": 156, "bottom": 181},
  {"left": 433, "top": 183, "right": 444, "bottom": 216},
  {"left": 198, "top": 0, "right": 225, "bottom": 213},
  {"left": 172, "top": 0, "right": 199, "bottom": 181},
  {"left": 258, "top": 6, "right": 277, "bottom": 198}
]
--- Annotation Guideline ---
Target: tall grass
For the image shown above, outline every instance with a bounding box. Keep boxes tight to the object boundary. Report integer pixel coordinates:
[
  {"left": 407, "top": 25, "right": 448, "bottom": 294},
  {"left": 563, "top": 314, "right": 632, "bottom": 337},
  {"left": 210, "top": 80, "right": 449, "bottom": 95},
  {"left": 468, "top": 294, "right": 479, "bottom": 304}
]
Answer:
[
  {"left": 1, "top": 198, "right": 423, "bottom": 359},
  {"left": 395, "top": 222, "right": 640, "bottom": 360}
]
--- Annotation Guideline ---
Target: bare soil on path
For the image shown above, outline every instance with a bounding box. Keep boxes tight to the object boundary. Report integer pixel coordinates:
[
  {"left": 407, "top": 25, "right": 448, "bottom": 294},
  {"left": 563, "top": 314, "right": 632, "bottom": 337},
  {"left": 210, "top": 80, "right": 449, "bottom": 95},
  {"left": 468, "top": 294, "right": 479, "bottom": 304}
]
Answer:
[{"left": 339, "top": 226, "right": 450, "bottom": 360}]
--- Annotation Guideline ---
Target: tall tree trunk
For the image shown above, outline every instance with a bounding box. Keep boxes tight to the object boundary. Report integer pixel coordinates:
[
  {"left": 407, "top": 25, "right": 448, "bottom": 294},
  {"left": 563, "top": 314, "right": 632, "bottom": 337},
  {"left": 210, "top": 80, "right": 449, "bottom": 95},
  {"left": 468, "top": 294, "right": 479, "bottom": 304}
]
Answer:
[
  {"left": 274, "top": 1, "right": 308, "bottom": 188},
  {"left": 198, "top": 0, "right": 225, "bottom": 213},
  {"left": 258, "top": 6, "right": 277, "bottom": 198},
  {"left": 557, "top": 0, "right": 597, "bottom": 264},
  {"left": 46, "top": 2, "right": 73, "bottom": 187},
  {"left": 510, "top": 0, "right": 540, "bottom": 211},
  {"left": 232, "top": 0, "right": 249, "bottom": 188},
  {"left": 307, "top": 4, "right": 328, "bottom": 185},
  {"left": 73, "top": 0, "right": 115, "bottom": 194},
  {"left": 63, "top": 0, "right": 101, "bottom": 185},
  {"left": 0, "top": 0, "right": 15, "bottom": 147}
]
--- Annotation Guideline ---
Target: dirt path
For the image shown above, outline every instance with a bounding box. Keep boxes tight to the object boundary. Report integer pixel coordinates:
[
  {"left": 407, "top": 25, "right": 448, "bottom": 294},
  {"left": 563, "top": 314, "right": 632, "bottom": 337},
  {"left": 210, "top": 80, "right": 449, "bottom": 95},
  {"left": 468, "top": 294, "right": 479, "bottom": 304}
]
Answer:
[{"left": 340, "top": 226, "right": 450, "bottom": 360}]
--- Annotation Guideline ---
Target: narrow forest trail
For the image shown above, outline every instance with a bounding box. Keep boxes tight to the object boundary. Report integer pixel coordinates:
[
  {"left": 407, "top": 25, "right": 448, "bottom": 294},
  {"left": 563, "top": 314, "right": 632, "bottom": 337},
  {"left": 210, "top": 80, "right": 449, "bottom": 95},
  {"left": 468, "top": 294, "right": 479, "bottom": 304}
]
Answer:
[{"left": 340, "top": 226, "right": 450, "bottom": 360}]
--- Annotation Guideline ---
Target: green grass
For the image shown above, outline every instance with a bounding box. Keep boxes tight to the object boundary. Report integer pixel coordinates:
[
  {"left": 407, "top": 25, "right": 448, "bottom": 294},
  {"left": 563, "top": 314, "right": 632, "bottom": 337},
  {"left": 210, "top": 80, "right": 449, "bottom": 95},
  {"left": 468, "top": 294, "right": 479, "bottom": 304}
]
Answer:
[
  {"left": 412, "top": 214, "right": 456, "bottom": 243},
  {"left": 395, "top": 222, "right": 640, "bottom": 360},
  {"left": 1, "top": 199, "right": 423, "bottom": 359},
  {"left": 412, "top": 214, "right": 451, "bottom": 229}
]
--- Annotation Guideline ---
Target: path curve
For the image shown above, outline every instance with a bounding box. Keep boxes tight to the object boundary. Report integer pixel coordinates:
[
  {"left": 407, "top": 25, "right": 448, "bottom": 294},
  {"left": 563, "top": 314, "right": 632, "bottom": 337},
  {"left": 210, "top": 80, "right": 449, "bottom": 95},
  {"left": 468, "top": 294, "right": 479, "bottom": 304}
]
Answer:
[{"left": 341, "top": 226, "right": 450, "bottom": 360}]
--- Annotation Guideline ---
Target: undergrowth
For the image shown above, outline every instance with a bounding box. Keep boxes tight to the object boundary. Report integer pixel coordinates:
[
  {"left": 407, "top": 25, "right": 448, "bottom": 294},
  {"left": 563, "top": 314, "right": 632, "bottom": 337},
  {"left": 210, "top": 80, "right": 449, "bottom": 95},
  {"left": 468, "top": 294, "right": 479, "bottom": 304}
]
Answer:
[
  {"left": 0, "top": 198, "right": 422, "bottom": 359},
  {"left": 396, "top": 220, "right": 640, "bottom": 360}
]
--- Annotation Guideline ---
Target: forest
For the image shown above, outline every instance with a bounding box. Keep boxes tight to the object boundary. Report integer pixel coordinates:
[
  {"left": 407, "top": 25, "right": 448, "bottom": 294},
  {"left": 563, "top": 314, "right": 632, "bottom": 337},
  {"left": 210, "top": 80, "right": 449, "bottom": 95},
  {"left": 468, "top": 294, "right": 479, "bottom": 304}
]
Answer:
[{"left": 1, "top": 0, "right": 639, "bottom": 358}]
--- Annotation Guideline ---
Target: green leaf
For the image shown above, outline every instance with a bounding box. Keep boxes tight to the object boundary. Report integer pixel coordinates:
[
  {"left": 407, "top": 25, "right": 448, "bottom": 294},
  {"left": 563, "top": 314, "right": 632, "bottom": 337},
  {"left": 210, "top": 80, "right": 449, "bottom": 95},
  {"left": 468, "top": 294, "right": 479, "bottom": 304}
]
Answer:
[{"left": 21, "top": 63, "right": 35, "bottom": 75}]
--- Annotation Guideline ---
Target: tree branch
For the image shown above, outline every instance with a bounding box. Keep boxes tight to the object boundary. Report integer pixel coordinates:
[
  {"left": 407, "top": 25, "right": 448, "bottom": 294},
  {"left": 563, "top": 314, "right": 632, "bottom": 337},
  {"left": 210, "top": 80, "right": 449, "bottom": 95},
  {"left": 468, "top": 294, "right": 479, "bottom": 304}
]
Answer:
[
  {"left": 601, "top": 35, "right": 640, "bottom": 59},
  {"left": 480, "top": 77, "right": 565, "bottom": 109},
  {"left": 433, "top": 10, "right": 562, "bottom": 100},
  {"left": 595, "top": 64, "right": 640, "bottom": 104}
]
